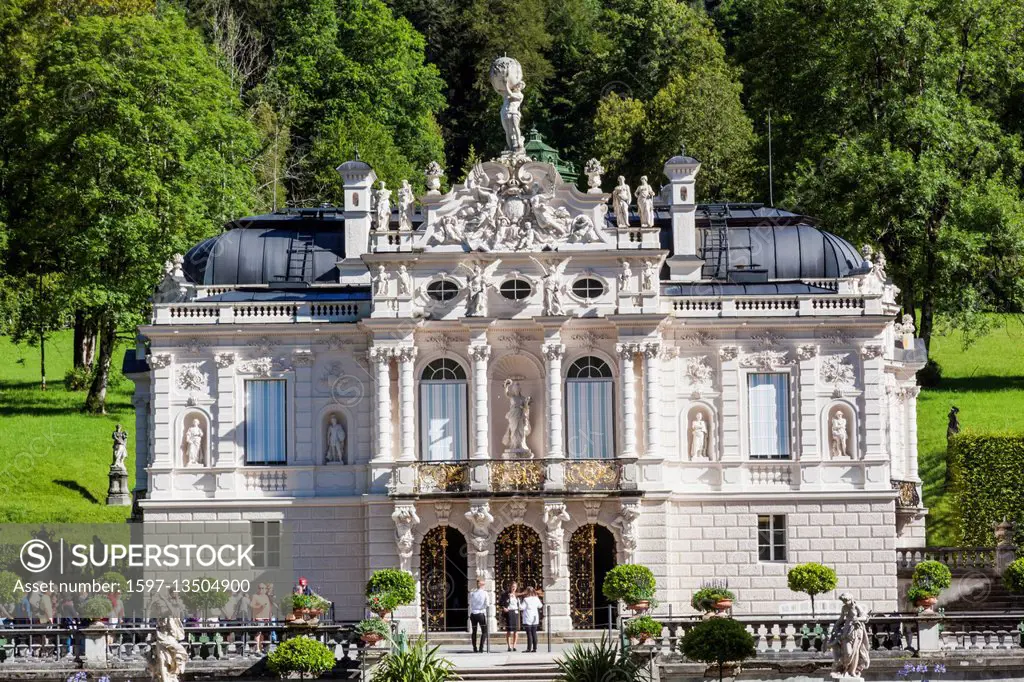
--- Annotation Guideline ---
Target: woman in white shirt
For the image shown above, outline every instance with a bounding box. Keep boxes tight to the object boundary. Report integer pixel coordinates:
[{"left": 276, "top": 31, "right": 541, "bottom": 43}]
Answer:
[{"left": 520, "top": 586, "right": 543, "bottom": 653}]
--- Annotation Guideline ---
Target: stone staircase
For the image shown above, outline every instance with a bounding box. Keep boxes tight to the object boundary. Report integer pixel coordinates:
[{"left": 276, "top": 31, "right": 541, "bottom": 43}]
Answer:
[{"left": 455, "top": 661, "right": 561, "bottom": 682}]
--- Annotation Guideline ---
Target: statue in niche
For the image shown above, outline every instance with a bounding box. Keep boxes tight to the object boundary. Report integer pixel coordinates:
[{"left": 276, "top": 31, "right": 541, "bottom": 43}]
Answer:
[
  {"left": 490, "top": 57, "right": 525, "bottom": 154},
  {"left": 636, "top": 176, "right": 655, "bottom": 228},
  {"left": 374, "top": 181, "right": 392, "bottom": 231},
  {"left": 183, "top": 418, "right": 205, "bottom": 466},
  {"left": 829, "top": 593, "right": 870, "bottom": 679},
  {"left": 641, "top": 260, "right": 657, "bottom": 292},
  {"left": 325, "top": 414, "right": 347, "bottom": 464},
  {"left": 689, "top": 412, "right": 709, "bottom": 460},
  {"left": 618, "top": 261, "right": 633, "bottom": 292},
  {"left": 830, "top": 410, "right": 849, "bottom": 458},
  {"left": 611, "top": 176, "right": 631, "bottom": 228},
  {"left": 372, "top": 265, "right": 390, "bottom": 297},
  {"left": 397, "top": 265, "right": 413, "bottom": 297},
  {"left": 397, "top": 180, "right": 415, "bottom": 231},
  {"left": 502, "top": 378, "right": 532, "bottom": 456},
  {"left": 111, "top": 424, "right": 129, "bottom": 471}
]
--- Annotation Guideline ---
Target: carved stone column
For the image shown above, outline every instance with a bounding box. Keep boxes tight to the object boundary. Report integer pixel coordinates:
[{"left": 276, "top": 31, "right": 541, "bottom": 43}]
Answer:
[
  {"left": 397, "top": 346, "right": 418, "bottom": 461},
  {"left": 617, "top": 343, "right": 638, "bottom": 458},
  {"left": 370, "top": 347, "right": 393, "bottom": 462},
  {"left": 641, "top": 342, "right": 660, "bottom": 457},
  {"left": 469, "top": 345, "right": 492, "bottom": 459},
  {"left": 904, "top": 386, "right": 921, "bottom": 481},
  {"left": 542, "top": 343, "right": 566, "bottom": 459}
]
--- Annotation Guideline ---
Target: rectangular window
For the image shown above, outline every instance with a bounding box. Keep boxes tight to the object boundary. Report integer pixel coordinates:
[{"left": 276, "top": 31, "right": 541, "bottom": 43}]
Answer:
[
  {"left": 420, "top": 382, "right": 468, "bottom": 461},
  {"left": 251, "top": 521, "right": 281, "bottom": 568},
  {"left": 747, "top": 373, "right": 791, "bottom": 459},
  {"left": 566, "top": 379, "right": 615, "bottom": 459},
  {"left": 758, "top": 515, "right": 787, "bottom": 561},
  {"left": 245, "top": 379, "right": 287, "bottom": 464}
]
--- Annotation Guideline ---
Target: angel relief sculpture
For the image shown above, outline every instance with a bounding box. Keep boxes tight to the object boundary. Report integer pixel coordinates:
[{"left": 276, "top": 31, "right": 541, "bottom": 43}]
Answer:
[
  {"left": 457, "top": 260, "right": 502, "bottom": 316},
  {"left": 531, "top": 256, "right": 572, "bottom": 316}
]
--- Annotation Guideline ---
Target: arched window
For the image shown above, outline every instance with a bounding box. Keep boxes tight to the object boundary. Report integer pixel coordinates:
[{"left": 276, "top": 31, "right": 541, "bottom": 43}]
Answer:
[
  {"left": 565, "top": 356, "right": 614, "bottom": 459},
  {"left": 420, "top": 358, "right": 468, "bottom": 461}
]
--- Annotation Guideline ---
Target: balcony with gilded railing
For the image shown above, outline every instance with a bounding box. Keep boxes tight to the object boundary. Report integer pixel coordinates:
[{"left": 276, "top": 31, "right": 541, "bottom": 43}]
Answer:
[{"left": 399, "top": 458, "right": 632, "bottom": 496}]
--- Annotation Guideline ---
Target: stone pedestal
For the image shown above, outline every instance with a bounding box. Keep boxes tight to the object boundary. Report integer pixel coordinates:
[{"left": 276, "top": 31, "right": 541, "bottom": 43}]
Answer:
[{"left": 106, "top": 466, "right": 131, "bottom": 506}]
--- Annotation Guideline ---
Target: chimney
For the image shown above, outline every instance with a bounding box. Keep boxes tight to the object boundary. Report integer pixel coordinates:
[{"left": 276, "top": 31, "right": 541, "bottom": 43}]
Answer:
[
  {"left": 336, "top": 159, "right": 377, "bottom": 259},
  {"left": 663, "top": 151, "right": 702, "bottom": 281}
]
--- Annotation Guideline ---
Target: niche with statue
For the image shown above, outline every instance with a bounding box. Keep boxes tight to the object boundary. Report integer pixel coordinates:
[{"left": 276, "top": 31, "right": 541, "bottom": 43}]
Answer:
[
  {"left": 323, "top": 412, "right": 349, "bottom": 464},
  {"left": 823, "top": 402, "right": 857, "bottom": 459},
  {"left": 683, "top": 404, "right": 716, "bottom": 461},
  {"left": 180, "top": 410, "right": 209, "bottom": 467}
]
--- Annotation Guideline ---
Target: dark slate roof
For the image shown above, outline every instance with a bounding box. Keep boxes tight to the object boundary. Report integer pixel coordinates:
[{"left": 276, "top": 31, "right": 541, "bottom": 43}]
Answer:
[
  {"left": 702, "top": 224, "right": 868, "bottom": 280},
  {"left": 183, "top": 210, "right": 345, "bottom": 286},
  {"left": 664, "top": 282, "right": 838, "bottom": 296},
  {"left": 122, "top": 348, "right": 150, "bottom": 375},
  {"left": 200, "top": 289, "right": 371, "bottom": 302}
]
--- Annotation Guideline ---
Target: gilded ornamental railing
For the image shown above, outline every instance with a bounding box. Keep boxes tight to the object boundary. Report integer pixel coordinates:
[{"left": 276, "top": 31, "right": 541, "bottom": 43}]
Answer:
[
  {"left": 891, "top": 479, "right": 921, "bottom": 508},
  {"left": 415, "top": 462, "right": 470, "bottom": 493},
  {"left": 564, "top": 459, "right": 621, "bottom": 491},
  {"left": 490, "top": 459, "right": 545, "bottom": 492}
]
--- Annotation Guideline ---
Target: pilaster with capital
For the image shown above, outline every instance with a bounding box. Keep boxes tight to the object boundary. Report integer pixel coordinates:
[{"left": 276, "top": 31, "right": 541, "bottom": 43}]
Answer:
[
  {"left": 617, "top": 343, "right": 639, "bottom": 458},
  {"left": 640, "top": 342, "right": 661, "bottom": 457},
  {"left": 904, "top": 386, "right": 921, "bottom": 481},
  {"left": 369, "top": 347, "right": 394, "bottom": 462},
  {"left": 397, "top": 346, "right": 418, "bottom": 461},
  {"left": 542, "top": 343, "right": 566, "bottom": 459},
  {"left": 469, "top": 345, "right": 492, "bottom": 460}
]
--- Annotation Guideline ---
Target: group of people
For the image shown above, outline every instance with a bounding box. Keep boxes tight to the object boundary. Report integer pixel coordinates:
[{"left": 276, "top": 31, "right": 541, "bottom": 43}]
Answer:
[{"left": 468, "top": 579, "right": 544, "bottom": 653}]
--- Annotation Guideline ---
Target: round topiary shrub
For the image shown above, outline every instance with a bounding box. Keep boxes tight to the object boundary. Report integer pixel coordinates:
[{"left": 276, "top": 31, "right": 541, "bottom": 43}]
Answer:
[
  {"left": 365, "top": 569, "right": 416, "bottom": 613},
  {"left": 624, "top": 615, "right": 662, "bottom": 644},
  {"left": 179, "top": 578, "right": 230, "bottom": 616},
  {"left": 680, "top": 617, "right": 756, "bottom": 682},
  {"left": 601, "top": 564, "right": 657, "bottom": 607},
  {"left": 908, "top": 560, "right": 952, "bottom": 606},
  {"left": 267, "top": 635, "right": 336, "bottom": 679},
  {"left": 80, "top": 595, "right": 114, "bottom": 620},
  {"left": 1004, "top": 557, "right": 1024, "bottom": 594},
  {"left": 787, "top": 563, "right": 837, "bottom": 616}
]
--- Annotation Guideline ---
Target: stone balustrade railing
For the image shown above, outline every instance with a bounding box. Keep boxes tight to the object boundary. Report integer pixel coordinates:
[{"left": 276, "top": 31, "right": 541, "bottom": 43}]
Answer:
[
  {"left": 896, "top": 546, "right": 997, "bottom": 571},
  {"left": 154, "top": 300, "right": 369, "bottom": 325},
  {"left": 663, "top": 294, "right": 874, "bottom": 318}
]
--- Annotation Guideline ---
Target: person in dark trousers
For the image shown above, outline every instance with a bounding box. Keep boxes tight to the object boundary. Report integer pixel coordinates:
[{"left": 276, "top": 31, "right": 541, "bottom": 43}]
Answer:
[
  {"left": 500, "top": 581, "right": 521, "bottom": 651},
  {"left": 520, "top": 586, "right": 542, "bottom": 653},
  {"left": 469, "top": 579, "right": 491, "bottom": 653}
]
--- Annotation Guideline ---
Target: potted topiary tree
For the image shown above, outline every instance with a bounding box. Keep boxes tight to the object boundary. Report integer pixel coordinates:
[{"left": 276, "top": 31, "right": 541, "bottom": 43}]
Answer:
[
  {"left": 80, "top": 595, "right": 114, "bottom": 626},
  {"left": 179, "top": 579, "right": 230, "bottom": 620},
  {"left": 267, "top": 635, "right": 336, "bottom": 679},
  {"left": 679, "top": 617, "right": 756, "bottom": 681},
  {"left": 355, "top": 617, "right": 391, "bottom": 646},
  {"left": 602, "top": 564, "right": 657, "bottom": 613},
  {"left": 787, "top": 563, "right": 837, "bottom": 617},
  {"left": 624, "top": 615, "right": 662, "bottom": 645},
  {"left": 907, "top": 560, "right": 952, "bottom": 612},
  {"left": 365, "top": 569, "right": 416, "bottom": 619},
  {"left": 690, "top": 587, "right": 736, "bottom": 615}
]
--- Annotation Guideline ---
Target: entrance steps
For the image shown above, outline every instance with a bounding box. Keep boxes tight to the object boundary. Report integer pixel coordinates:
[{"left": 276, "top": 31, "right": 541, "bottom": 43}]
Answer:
[
  {"left": 421, "top": 630, "right": 616, "bottom": 646},
  {"left": 456, "top": 661, "right": 561, "bottom": 682}
]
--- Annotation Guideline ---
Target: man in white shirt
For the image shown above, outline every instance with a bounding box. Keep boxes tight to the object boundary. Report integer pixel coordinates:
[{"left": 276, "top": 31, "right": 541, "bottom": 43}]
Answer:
[{"left": 469, "top": 579, "right": 491, "bottom": 653}]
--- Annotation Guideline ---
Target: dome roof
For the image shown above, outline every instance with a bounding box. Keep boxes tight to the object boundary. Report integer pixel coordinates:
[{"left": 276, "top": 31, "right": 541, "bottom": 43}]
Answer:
[
  {"left": 183, "top": 211, "right": 345, "bottom": 286},
  {"left": 709, "top": 224, "right": 868, "bottom": 280}
]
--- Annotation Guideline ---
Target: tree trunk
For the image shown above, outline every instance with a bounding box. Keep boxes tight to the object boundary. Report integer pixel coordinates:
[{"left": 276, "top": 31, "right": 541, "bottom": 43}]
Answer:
[
  {"left": 40, "top": 330, "right": 46, "bottom": 391},
  {"left": 73, "top": 312, "right": 98, "bottom": 370},
  {"left": 810, "top": 594, "right": 816, "bottom": 618},
  {"left": 84, "top": 317, "right": 116, "bottom": 414}
]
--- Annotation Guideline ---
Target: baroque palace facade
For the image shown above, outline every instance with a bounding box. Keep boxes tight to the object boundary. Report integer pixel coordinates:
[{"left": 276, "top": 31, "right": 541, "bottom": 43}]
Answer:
[{"left": 128, "top": 58, "right": 927, "bottom": 632}]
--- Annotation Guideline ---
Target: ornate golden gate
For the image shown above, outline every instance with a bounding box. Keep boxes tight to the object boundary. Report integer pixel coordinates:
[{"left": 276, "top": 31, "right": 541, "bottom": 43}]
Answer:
[
  {"left": 494, "top": 524, "right": 543, "bottom": 595},
  {"left": 569, "top": 524, "right": 616, "bottom": 629},
  {"left": 420, "top": 526, "right": 468, "bottom": 631}
]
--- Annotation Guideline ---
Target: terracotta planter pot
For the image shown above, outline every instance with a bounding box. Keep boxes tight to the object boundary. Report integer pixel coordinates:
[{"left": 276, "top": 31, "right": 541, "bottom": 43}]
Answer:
[
  {"left": 713, "top": 599, "right": 733, "bottom": 612},
  {"left": 373, "top": 610, "right": 391, "bottom": 619},
  {"left": 361, "top": 633, "right": 383, "bottom": 646},
  {"left": 626, "top": 601, "right": 650, "bottom": 613},
  {"left": 914, "top": 596, "right": 938, "bottom": 611}
]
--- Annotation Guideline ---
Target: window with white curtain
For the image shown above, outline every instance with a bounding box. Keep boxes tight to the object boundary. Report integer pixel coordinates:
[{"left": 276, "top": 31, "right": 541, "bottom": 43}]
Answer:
[
  {"left": 245, "top": 379, "right": 287, "bottom": 464},
  {"left": 419, "top": 359, "right": 468, "bottom": 461},
  {"left": 747, "top": 373, "right": 791, "bottom": 459},
  {"left": 565, "top": 356, "right": 615, "bottom": 459}
]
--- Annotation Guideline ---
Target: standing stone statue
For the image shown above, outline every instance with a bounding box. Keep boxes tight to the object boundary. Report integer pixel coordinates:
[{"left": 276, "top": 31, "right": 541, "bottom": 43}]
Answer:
[
  {"left": 947, "top": 406, "right": 960, "bottom": 441},
  {"left": 690, "top": 413, "right": 708, "bottom": 460},
  {"left": 465, "top": 503, "right": 495, "bottom": 579},
  {"left": 502, "top": 378, "right": 532, "bottom": 456},
  {"left": 111, "top": 424, "right": 129, "bottom": 471},
  {"left": 397, "top": 180, "right": 415, "bottom": 231},
  {"left": 618, "top": 261, "right": 634, "bottom": 292},
  {"left": 641, "top": 260, "right": 657, "bottom": 292},
  {"left": 611, "top": 176, "right": 631, "bottom": 228},
  {"left": 830, "top": 410, "right": 849, "bottom": 458},
  {"left": 392, "top": 505, "right": 420, "bottom": 573},
  {"left": 374, "top": 181, "right": 392, "bottom": 231},
  {"left": 147, "top": 618, "right": 188, "bottom": 682},
  {"left": 372, "top": 265, "right": 390, "bottom": 297},
  {"left": 543, "top": 504, "right": 571, "bottom": 580},
  {"left": 531, "top": 257, "right": 571, "bottom": 316},
  {"left": 461, "top": 261, "right": 500, "bottom": 317},
  {"left": 636, "top": 176, "right": 655, "bottom": 228},
  {"left": 490, "top": 57, "right": 525, "bottom": 154},
  {"left": 397, "top": 265, "right": 413, "bottom": 297},
  {"left": 183, "top": 418, "right": 205, "bottom": 466},
  {"left": 107, "top": 425, "right": 130, "bottom": 506},
  {"left": 829, "top": 593, "right": 870, "bottom": 679},
  {"left": 325, "top": 414, "right": 347, "bottom": 464}
]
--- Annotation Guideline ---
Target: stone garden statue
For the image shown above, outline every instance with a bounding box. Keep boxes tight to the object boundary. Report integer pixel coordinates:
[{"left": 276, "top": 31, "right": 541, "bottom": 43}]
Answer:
[
  {"left": 612, "top": 176, "right": 631, "bottom": 228},
  {"left": 147, "top": 617, "right": 188, "bottom": 682},
  {"left": 374, "top": 181, "right": 392, "bottom": 231},
  {"left": 111, "top": 424, "right": 129, "bottom": 471},
  {"left": 830, "top": 410, "right": 849, "bottom": 458},
  {"left": 183, "top": 418, "right": 204, "bottom": 466},
  {"left": 829, "top": 593, "right": 870, "bottom": 680},
  {"left": 490, "top": 56, "right": 525, "bottom": 154},
  {"left": 325, "top": 414, "right": 346, "bottom": 464},
  {"left": 636, "top": 176, "right": 655, "bottom": 228},
  {"left": 397, "top": 180, "right": 415, "bottom": 231},
  {"left": 689, "top": 413, "right": 708, "bottom": 460},
  {"left": 502, "top": 378, "right": 532, "bottom": 456},
  {"left": 947, "top": 406, "right": 960, "bottom": 441}
]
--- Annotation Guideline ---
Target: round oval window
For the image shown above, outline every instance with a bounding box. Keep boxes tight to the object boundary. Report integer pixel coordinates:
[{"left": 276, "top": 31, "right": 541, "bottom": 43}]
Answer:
[
  {"left": 426, "top": 279, "right": 459, "bottom": 302},
  {"left": 499, "top": 278, "right": 532, "bottom": 300},
  {"left": 572, "top": 278, "right": 605, "bottom": 300}
]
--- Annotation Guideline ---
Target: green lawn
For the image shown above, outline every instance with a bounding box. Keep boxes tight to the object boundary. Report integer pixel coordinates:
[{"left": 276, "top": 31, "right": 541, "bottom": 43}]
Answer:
[
  {"left": 0, "top": 330, "right": 134, "bottom": 522},
  {"left": 918, "top": 315, "right": 1024, "bottom": 545}
]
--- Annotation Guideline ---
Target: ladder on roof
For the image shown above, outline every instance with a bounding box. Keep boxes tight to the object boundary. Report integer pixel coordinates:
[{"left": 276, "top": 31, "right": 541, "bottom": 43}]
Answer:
[
  {"left": 701, "top": 204, "right": 731, "bottom": 280},
  {"left": 276, "top": 233, "right": 315, "bottom": 283}
]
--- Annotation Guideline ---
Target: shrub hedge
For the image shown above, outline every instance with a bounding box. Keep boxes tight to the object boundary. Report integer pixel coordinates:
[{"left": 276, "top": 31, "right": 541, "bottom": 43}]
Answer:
[{"left": 947, "top": 431, "right": 1024, "bottom": 547}]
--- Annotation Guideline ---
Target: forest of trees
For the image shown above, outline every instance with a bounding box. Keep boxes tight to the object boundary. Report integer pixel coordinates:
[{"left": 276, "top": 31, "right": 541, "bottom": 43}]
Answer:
[{"left": 1, "top": 0, "right": 1022, "bottom": 410}]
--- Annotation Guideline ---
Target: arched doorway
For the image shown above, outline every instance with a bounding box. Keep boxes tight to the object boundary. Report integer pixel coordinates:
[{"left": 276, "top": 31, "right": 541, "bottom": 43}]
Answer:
[
  {"left": 569, "top": 524, "right": 617, "bottom": 629},
  {"left": 420, "top": 526, "right": 469, "bottom": 631},
  {"left": 494, "top": 524, "right": 544, "bottom": 596}
]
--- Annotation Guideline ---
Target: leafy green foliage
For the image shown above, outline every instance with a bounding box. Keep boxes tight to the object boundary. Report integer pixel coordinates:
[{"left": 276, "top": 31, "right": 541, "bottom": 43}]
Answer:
[
  {"left": 601, "top": 564, "right": 657, "bottom": 605},
  {"left": 100, "top": 571, "right": 128, "bottom": 594},
  {"left": 356, "top": 617, "right": 392, "bottom": 639},
  {"left": 366, "top": 569, "right": 417, "bottom": 609},
  {"left": 291, "top": 593, "right": 331, "bottom": 612},
  {"left": 624, "top": 615, "right": 662, "bottom": 642},
  {"left": 81, "top": 595, "right": 114, "bottom": 619},
  {"left": 690, "top": 587, "right": 735, "bottom": 613},
  {"left": 0, "top": 570, "right": 24, "bottom": 604},
  {"left": 1003, "top": 558, "right": 1024, "bottom": 594},
  {"left": 948, "top": 431, "right": 1024, "bottom": 546},
  {"left": 267, "top": 635, "right": 336, "bottom": 679},
  {"left": 554, "top": 635, "right": 649, "bottom": 682},
  {"left": 787, "top": 563, "right": 837, "bottom": 616},
  {"left": 909, "top": 561, "right": 952, "bottom": 600},
  {"left": 179, "top": 578, "right": 230, "bottom": 615},
  {"left": 679, "top": 618, "right": 756, "bottom": 681},
  {"left": 371, "top": 639, "right": 458, "bottom": 682}
]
